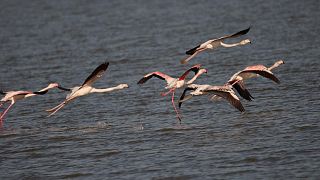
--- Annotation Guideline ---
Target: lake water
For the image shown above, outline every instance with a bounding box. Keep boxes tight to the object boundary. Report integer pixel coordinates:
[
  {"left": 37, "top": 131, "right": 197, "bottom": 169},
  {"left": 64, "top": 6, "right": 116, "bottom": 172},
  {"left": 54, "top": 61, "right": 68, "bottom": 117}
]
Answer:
[{"left": 0, "top": 0, "right": 319, "bottom": 179}]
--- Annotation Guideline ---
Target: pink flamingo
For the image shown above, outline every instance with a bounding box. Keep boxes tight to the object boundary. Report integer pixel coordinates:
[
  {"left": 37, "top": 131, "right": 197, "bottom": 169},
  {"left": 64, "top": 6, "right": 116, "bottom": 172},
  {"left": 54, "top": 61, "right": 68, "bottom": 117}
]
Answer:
[
  {"left": 181, "top": 27, "right": 251, "bottom": 64},
  {"left": 46, "top": 62, "right": 129, "bottom": 117},
  {"left": 0, "top": 83, "right": 61, "bottom": 122},
  {"left": 213, "top": 60, "right": 285, "bottom": 101},
  {"left": 137, "top": 64, "right": 207, "bottom": 123},
  {"left": 178, "top": 84, "right": 245, "bottom": 113}
]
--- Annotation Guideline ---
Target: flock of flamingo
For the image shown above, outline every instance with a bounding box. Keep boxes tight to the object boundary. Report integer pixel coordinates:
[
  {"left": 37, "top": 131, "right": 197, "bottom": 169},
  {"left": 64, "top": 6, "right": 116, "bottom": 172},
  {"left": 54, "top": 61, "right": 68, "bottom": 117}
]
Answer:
[{"left": 0, "top": 27, "right": 284, "bottom": 125}]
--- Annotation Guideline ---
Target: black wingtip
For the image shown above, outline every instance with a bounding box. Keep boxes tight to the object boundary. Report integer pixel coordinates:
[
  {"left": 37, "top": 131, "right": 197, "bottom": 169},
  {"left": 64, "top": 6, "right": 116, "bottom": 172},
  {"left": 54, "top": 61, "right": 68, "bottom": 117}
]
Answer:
[
  {"left": 137, "top": 77, "right": 147, "bottom": 85},
  {"left": 239, "top": 27, "right": 251, "bottom": 35},
  {"left": 33, "top": 90, "right": 48, "bottom": 95},
  {"left": 0, "top": 90, "right": 6, "bottom": 95},
  {"left": 230, "top": 27, "right": 251, "bottom": 38},
  {"left": 186, "top": 45, "right": 200, "bottom": 55}
]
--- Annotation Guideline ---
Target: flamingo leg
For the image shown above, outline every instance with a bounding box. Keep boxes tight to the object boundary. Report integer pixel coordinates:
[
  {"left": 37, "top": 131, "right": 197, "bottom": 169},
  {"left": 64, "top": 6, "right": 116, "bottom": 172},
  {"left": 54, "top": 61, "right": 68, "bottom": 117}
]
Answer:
[
  {"left": 0, "top": 102, "right": 15, "bottom": 121},
  {"left": 161, "top": 88, "right": 175, "bottom": 97},
  {"left": 47, "top": 103, "right": 66, "bottom": 117},
  {"left": 171, "top": 91, "right": 182, "bottom": 124}
]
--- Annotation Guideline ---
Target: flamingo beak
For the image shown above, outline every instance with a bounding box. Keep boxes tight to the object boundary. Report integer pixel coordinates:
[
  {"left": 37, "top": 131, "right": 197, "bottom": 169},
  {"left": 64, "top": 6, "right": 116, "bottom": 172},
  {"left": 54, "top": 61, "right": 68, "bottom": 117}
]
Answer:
[{"left": 58, "top": 86, "right": 71, "bottom": 91}]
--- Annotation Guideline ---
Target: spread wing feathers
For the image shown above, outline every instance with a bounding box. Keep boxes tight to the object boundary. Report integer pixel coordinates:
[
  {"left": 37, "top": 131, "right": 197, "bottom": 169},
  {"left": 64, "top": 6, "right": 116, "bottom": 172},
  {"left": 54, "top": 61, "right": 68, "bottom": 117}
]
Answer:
[
  {"left": 203, "top": 87, "right": 245, "bottom": 112},
  {"left": 178, "top": 87, "right": 196, "bottom": 108},
  {"left": 137, "top": 72, "right": 174, "bottom": 85},
  {"left": 186, "top": 45, "right": 200, "bottom": 55},
  {"left": 179, "top": 64, "right": 202, "bottom": 80},
  {"left": 0, "top": 91, "right": 6, "bottom": 95},
  {"left": 219, "top": 27, "right": 251, "bottom": 40},
  {"left": 232, "top": 80, "right": 254, "bottom": 101},
  {"left": 240, "top": 69, "right": 280, "bottom": 84},
  {"left": 81, "top": 62, "right": 109, "bottom": 87}
]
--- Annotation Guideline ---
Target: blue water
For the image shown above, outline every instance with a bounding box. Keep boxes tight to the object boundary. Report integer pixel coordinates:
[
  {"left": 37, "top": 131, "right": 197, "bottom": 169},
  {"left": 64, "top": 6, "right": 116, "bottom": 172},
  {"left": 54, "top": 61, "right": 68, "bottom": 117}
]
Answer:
[{"left": 0, "top": 0, "right": 319, "bottom": 179}]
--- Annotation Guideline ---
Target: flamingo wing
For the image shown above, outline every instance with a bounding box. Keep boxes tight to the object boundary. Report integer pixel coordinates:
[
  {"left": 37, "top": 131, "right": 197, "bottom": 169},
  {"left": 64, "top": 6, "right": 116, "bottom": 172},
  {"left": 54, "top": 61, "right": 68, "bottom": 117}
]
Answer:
[
  {"left": 179, "top": 64, "right": 202, "bottom": 80},
  {"left": 33, "top": 90, "right": 49, "bottom": 95},
  {"left": 186, "top": 44, "right": 201, "bottom": 55},
  {"left": 81, "top": 62, "right": 109, "bottom": 87},
  {"left": 137, "top": 72, "right": 174, "bottom": 85},
  {"left": 218, "top": 27, "right": 251, "bottom": 41},
  {"left": 240, "top": 69, "right": 280, "bottom": 84},
  {"left": 231, "top": 80, "right": 254, "bottom": 101},
  {"left": 178, "top": 87, "right": 197, "bottom": 108},
  {"left": 203, "top": 86, "right": 245, "bottom": 112}
]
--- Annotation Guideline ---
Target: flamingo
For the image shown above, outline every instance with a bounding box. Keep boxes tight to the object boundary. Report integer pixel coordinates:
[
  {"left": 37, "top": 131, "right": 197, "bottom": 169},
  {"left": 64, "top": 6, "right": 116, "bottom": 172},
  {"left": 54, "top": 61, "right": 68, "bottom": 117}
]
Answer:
[
  {"left": 181, "top": 27, "right": 251, "bottom": 64},
  {"left": 211, "top": 60, "right": 285, "bottom": 101},
  {"left": 0, "top": 83, "right": 61, "bottom": 122},
  {"left": 46, "top": 62, "right": 129, "bottom": 117},
  {"left": 178, "top": 84, "right": 245, "bottom": 112},
  {"left": 137, "top": 64, "right": 208, "bottom": 122}
]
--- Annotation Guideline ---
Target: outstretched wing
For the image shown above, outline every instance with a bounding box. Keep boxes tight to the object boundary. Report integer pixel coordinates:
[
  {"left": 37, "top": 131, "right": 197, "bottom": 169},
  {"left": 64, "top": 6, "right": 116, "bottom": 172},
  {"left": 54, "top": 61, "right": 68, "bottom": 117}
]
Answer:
[
  {"left": 240, "top": 69, "right": 280, "bottom": 84},
  {"left": 218, "top": 27, "right": 251, "bottom": 41},
  {"left": 179, "top": 64, "right": 202, "bottom": 80},
  {"left": 82, "top": 62, "right": 109, "bottom": 87},
  {"left": 33, "top": 90, "right": 49, "bottom": 95},
  {"left": 137, "top": 72, "right": 174, "bottom": 85},
  {"left": 178, "top": 87, "right": 196, "bottom": 108},
  {"left": 186, "top": 44, "right": 201, "bottom": 55},
  {"left": 231, "top": 80, "right": 254, "bottom": 101},
  {"left": 203, "top": 86, "right": 245, "bottom": 112}
]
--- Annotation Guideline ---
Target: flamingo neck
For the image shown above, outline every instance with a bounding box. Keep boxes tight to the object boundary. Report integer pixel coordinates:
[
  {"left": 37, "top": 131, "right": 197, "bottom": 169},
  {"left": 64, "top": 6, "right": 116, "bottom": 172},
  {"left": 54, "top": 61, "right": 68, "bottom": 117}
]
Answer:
[
  {"left": 220, "top": 41, "right": 242, "bottom": 48},
  {"left": 90, "top": 85, "right": 124, "bottom": 93},
  {"left": 186, "top": 72, "right": 204, "bottom": 85},
  {"left": 268, "top": 62, "right": 282, "bottom": 71},
  {"left": 178, "top": 71, "right": 190, "bottom": 81},
  {"left": 38, "top": 85, "right": 52, "bottom": 92},
  {"left": 25, "top": 84, "right": 55, "bottom": 98}
]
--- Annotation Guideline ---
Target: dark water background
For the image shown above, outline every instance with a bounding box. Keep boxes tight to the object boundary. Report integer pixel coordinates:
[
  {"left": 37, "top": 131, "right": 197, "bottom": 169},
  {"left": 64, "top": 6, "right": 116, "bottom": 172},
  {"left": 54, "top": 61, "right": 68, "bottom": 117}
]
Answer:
[{"left": 0, "top": 0, "right": 319, "bottom": 179}]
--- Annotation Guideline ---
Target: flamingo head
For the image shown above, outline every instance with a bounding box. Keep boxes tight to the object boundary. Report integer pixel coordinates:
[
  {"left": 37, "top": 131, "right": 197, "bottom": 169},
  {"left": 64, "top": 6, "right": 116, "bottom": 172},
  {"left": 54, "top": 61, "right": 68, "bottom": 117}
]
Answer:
[
  {"left": 117, "top": 84, "right": 129, "bottom": 89},
  {"left": 199, "top": 68, "right": 208, "bottom": 74},
  {"left": 275, "top": 59, "right": 285, "bottom": 65},
  {"left": 47, "top": 83, "right": 59, "bottom": 89},
  {"left": 240, "top": 39, "right": 251, "bottom": 45}
]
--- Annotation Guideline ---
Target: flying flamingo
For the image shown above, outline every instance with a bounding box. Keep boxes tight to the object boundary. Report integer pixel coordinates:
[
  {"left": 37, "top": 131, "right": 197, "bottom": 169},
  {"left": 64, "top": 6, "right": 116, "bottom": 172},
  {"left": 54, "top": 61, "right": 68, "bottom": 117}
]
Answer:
[
  {"left": 46, "top": 62, "right": 129, "bottom": 117},
  {"left": 178, "top": 84, "right": 245, "bottom": 112},
  {"left": 137, "top": 64, "right": 207, "bottom": 122},
  {"left": 0, "top": 83, "right": 62, "bottom": 122},
  {"left": 211, "top": 60, "right": 285, "bottom": 101},
  {"left": 181, "top": 27, "right": 251, "bottom": 64}
]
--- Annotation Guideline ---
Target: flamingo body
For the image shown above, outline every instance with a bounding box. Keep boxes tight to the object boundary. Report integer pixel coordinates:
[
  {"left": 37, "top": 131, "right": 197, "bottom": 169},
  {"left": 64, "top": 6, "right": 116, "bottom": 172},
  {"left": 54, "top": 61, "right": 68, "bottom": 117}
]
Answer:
[
  {"left": 179, "top": 84, "right": 245, "bottom": 112},
  {"left": 0, "top": 83, "right": 61, "bottom": 122},
  {"left": 46, "top": 62, "right": 129, "bottom": 117},
  {"left": 181, "top": 27, "right": 251, "bottom": 64},
  {"left": 138, "top": 64, "right": 207, "bottom": 122}
]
